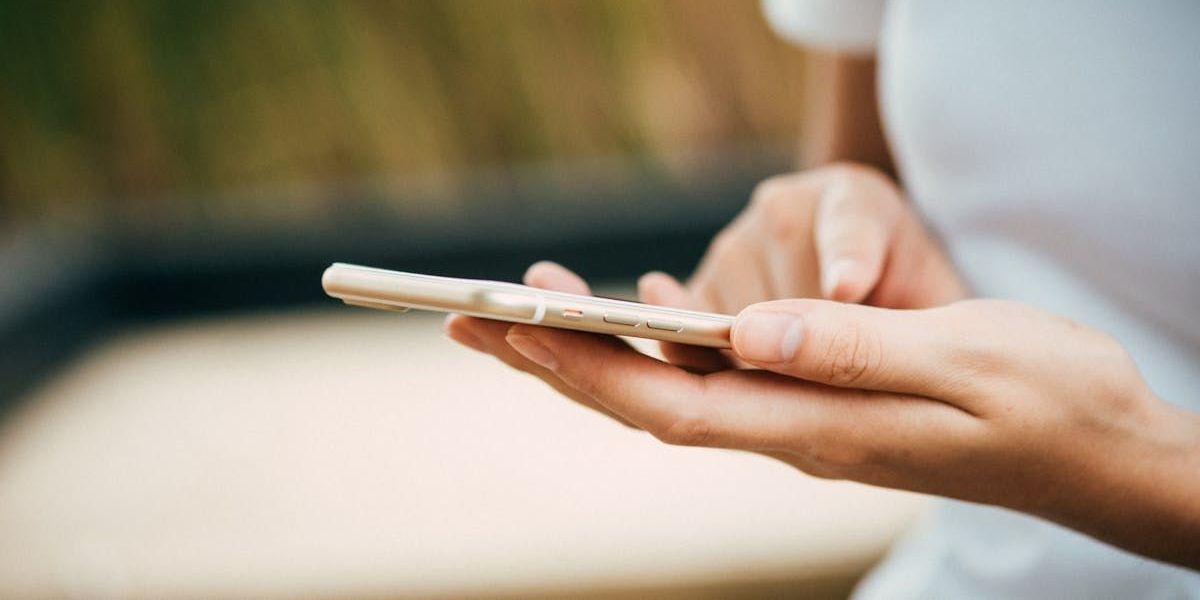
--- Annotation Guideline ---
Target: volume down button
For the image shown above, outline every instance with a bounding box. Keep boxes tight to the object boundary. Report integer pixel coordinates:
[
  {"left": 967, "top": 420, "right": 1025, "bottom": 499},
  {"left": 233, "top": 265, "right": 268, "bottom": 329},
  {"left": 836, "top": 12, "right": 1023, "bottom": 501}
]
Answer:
[
  {"left": 646, "top": 319, "right": 683, "bottom": 332},
  {"left": 602, "top": 312, "right": 640, "bottom": 326}
]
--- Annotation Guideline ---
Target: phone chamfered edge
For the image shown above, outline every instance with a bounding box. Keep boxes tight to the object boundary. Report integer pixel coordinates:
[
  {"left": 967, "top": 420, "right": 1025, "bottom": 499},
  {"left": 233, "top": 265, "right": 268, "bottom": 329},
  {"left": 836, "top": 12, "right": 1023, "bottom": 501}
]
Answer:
[{"left": 322, "top": 263, "right": 733, "bottom": 348}]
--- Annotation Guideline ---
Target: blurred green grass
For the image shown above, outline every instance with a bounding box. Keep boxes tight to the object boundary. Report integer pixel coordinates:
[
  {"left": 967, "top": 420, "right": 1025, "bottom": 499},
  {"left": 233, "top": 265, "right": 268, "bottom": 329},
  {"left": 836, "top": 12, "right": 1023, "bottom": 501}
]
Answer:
[{"left": 0, "top": 0, "right": 805, "bottom": 227}]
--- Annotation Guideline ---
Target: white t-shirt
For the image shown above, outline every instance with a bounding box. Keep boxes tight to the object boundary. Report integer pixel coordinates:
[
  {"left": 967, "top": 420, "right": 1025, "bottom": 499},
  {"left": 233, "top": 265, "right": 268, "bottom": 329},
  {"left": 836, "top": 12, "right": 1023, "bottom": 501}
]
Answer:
[{"left": 763, "top": 1, "right": 1200, "bottom": 597}]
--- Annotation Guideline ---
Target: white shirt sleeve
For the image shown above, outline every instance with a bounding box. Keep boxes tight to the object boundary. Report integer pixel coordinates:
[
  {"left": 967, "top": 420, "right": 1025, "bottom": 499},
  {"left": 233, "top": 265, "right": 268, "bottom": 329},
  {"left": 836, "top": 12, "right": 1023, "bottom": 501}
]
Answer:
[{"left": 760, "top": 0, "right": 886, "bottom": 54}]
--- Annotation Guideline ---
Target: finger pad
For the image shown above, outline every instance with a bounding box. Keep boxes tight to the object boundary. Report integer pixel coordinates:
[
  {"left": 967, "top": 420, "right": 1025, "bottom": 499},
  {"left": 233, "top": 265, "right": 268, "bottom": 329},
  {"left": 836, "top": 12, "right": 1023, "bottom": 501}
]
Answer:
[
  {"left": 524, "top": 261, "right": 591, "bottom": 294},
  {"left": 638, "top": 272, "right": 688, "bottom": 307}
]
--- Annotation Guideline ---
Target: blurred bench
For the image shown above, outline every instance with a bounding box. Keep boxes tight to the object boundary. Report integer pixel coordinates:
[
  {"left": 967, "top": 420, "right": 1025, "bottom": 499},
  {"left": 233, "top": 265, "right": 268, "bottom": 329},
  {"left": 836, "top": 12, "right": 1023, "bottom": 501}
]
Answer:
[{"left": 0, "top": 309, "right": 929, "bottom": 599}]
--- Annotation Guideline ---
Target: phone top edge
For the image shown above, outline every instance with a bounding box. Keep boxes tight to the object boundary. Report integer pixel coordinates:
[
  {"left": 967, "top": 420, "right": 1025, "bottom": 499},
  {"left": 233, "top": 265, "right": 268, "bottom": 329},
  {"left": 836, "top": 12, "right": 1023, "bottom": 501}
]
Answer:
[
  {"left": 323, "top": 263, "right": 733, "bottom": 348},
  {"left": 323, "top": 262, "right": 735, "bottom": 324}
]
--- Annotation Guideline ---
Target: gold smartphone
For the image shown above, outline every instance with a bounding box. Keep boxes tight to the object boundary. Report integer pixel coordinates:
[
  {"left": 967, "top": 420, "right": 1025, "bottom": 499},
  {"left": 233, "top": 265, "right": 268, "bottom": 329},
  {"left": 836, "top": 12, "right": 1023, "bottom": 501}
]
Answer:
[{"left": 322, "top": 263, "right": 733, "bottom": 348}]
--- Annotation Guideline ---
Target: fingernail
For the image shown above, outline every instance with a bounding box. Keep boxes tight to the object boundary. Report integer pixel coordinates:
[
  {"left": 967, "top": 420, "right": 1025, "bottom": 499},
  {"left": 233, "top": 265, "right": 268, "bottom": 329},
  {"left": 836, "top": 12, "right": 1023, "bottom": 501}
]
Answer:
[
  {"left": 822, "top": 258, "right": 856, "bottom": 299},
  {"left": 507, "top": 333, "right": 558, "bottom": 371},
  {"left": 734, "top": 311, "right": 804, "bottom": 363}
]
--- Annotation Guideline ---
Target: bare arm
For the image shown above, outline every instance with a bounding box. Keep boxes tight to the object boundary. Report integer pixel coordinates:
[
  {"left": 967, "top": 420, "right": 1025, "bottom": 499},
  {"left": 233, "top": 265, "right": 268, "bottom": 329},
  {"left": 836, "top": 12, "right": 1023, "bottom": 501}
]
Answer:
[
  {"left": 449, "top": 46, "right": 1200, "bottom": 568},
  {"left": 802, "top": 51, "right": 895, "bottom": 177},
  {"left": 453, "top": 261, "right": 1200, "bottom": 570}
]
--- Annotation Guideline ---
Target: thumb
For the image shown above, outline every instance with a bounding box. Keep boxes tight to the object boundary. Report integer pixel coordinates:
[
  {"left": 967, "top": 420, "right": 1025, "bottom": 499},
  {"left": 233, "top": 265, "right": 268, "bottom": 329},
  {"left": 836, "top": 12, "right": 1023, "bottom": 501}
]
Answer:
[{"left": 731, "top": 299, "right": 959, "bottom": 397}]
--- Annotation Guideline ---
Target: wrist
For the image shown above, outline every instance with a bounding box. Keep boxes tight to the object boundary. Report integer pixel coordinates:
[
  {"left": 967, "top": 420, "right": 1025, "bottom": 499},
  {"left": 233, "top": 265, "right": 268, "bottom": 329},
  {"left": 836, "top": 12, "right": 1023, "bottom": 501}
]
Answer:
[{"left": 1056, "top": 393, "right": 1200, "bottom": 568}]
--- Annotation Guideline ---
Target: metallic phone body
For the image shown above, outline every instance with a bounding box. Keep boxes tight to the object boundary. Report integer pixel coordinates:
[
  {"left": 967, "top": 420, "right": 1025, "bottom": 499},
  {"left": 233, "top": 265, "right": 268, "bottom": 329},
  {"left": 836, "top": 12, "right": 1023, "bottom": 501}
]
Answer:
[{"left": 322, "top": 263, "right": 734, "bottom": 348}]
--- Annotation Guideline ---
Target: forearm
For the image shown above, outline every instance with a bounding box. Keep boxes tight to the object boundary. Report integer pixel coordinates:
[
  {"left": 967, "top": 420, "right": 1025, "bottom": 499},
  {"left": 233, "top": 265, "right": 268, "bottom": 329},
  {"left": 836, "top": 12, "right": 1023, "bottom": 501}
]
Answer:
[{"left": 801, "top": 51, "right": 895, "bottom": 177}]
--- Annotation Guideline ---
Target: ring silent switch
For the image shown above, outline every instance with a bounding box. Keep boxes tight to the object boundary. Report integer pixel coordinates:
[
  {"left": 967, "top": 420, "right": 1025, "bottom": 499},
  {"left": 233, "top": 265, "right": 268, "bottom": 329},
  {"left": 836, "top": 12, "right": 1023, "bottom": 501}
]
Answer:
[
  {"left": 646, "top": 319, "right": 683, "bottom": 332},
  {"left": 603, "top": 312, "right": 640, "bottom": 326},
  {"left": 562, "top": 308, "right": 584, "bottom": 321}
]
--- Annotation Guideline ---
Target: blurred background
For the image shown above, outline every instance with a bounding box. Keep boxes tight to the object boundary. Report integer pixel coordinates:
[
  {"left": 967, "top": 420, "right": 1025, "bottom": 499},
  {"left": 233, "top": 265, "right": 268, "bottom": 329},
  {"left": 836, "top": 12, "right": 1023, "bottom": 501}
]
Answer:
[
  {"left": 2, "top": 0, "right": 807, "bottom": 224},
  {"left": 0, "top": 1, "right": 928, "bottom": 598},
  {"left": 1, "top": 0, "right": 809, "bottom": 400}
]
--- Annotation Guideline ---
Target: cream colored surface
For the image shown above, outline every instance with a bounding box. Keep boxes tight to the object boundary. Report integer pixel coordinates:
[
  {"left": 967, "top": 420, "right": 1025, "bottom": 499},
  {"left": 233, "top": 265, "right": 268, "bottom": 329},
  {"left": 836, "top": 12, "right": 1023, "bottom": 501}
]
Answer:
[{"left": 0, "top": 308, "right": 930, "bottom": 599}]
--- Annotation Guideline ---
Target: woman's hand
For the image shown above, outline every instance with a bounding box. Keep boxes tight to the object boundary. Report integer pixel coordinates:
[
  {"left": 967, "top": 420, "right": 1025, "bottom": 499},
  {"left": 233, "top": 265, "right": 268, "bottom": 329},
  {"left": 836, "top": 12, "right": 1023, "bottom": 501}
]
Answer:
[
  {"left": 634, "top": 162, "right": 967, "bottom": 371},
  {"left": 654, "top": 163, "right": 966, "bottom": 315},
  {"left": 453, "top": 285, "right": 1200, "bottom": 568},
  {"left": 442, "top": 163, "right": 1200, "bottom": 567}
]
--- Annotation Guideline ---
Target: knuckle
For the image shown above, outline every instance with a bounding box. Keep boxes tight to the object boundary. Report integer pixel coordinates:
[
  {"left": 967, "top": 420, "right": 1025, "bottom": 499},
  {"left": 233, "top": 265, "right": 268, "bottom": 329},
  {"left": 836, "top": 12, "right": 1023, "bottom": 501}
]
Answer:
[
  {"left": 824, "top": 162, "right": 861, "bottom": 182},
  {"left": 653, "top": 411, "right": 715, "bottom": 447},
  {"left": 817, "top": 319, "right": 880, "bottom": 386},
  {"left": 826, "top": 161, "right": 885, "bottom": 185},
  {"left": 706, "top": 226, "right": 739, "bottom": 257},
  {"left": 937, "top": 301, "right": 1016, "bottom": 377},
  {"left": 749, "top": 176, "right": 791, "bottom": 211},
  {"left": 766, "top": 201, "right": 807, "bottom": 243},
  {"left": 751, "top": 178, "right": 809, "bottom": 241},
  {"left": 1085, "top": 331, "right": 1143, "bottom": 407},
  {"left": 950, "top": 345, "right": 1010, "bottom": 385},
  {"left": 820, "top": 162, "right": 903, "bottom": 211},
  {"left": 1089, "top": 329, "right": 1131, "bottom": 365},
  {"left": 808, "top": 435, "right": 882, "bottom": 475}
]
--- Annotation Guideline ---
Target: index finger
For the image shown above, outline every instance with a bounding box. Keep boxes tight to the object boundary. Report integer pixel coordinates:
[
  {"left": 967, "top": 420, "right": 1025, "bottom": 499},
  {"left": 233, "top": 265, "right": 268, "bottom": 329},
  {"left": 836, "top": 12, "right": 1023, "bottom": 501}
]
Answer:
[
  {"left": 506, "top": 323, "right": 972, "bottom": 458},
  {"left": 638, "top": 271, "right": 735, "bottom": 373}
]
